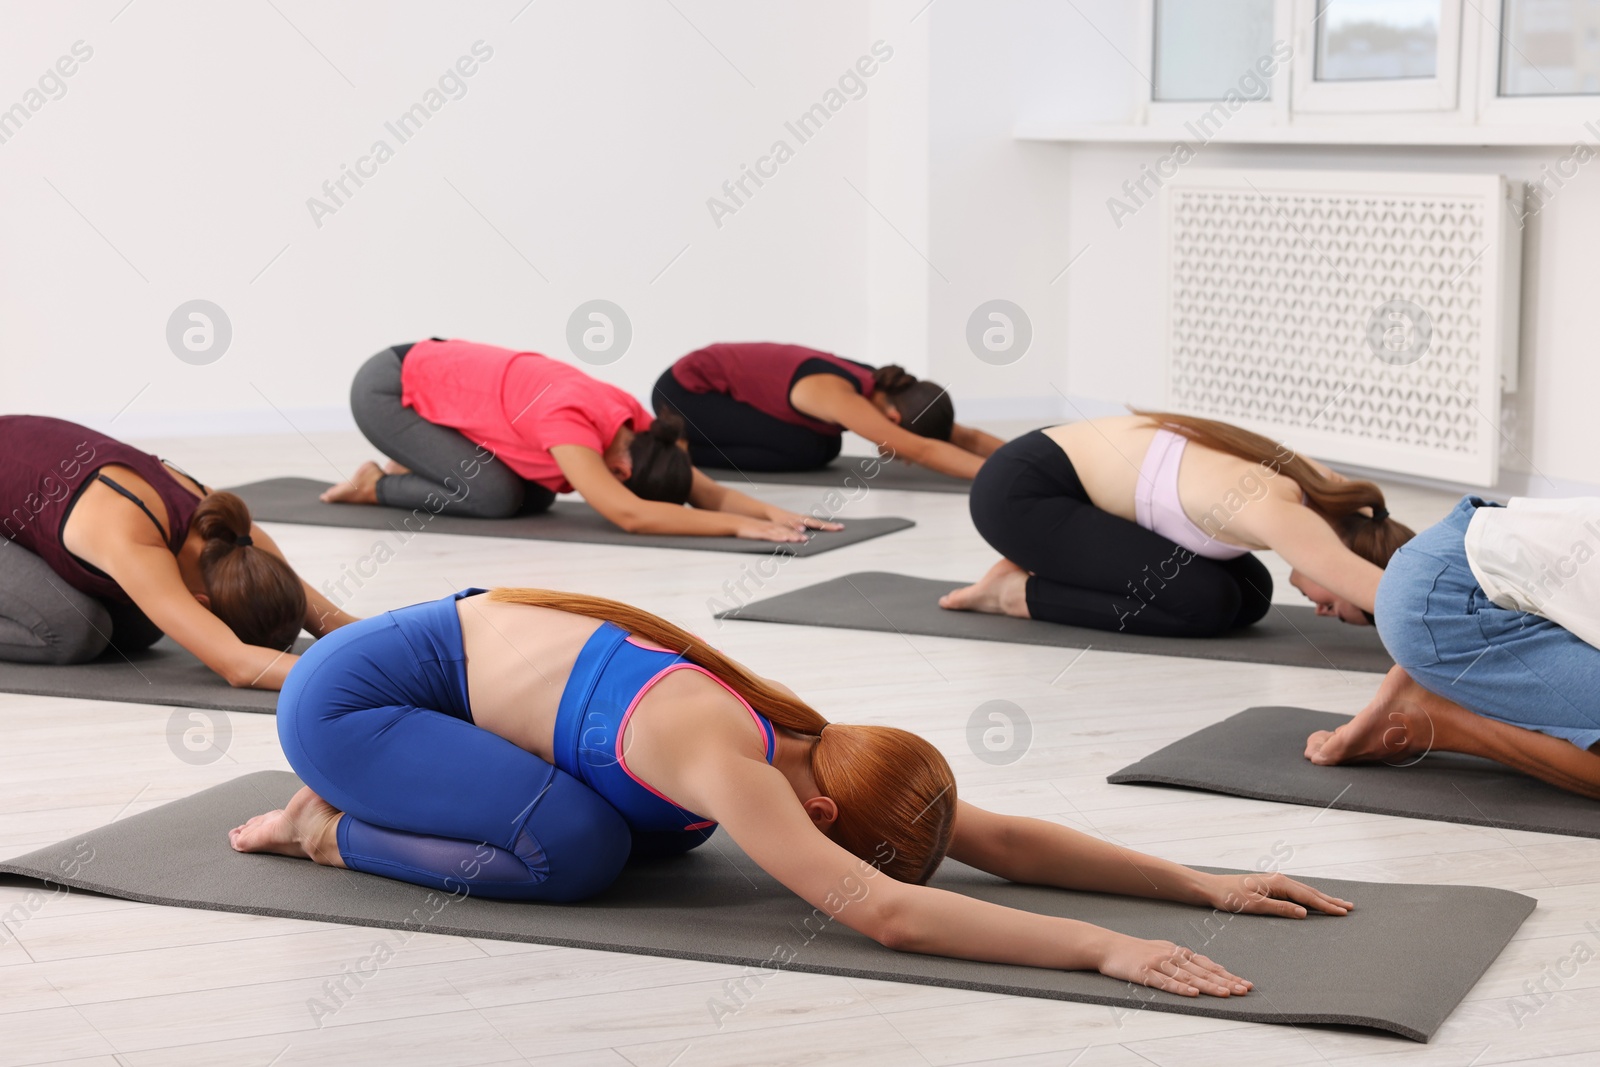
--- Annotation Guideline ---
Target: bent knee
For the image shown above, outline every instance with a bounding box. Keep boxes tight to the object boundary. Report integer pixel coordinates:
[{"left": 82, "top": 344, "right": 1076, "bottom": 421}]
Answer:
[{"left": 527, "top": 779, "right": 632, "bottom": 902}]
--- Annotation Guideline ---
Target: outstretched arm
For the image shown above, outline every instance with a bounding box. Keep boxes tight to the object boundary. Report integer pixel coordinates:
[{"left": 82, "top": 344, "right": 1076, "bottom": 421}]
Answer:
[
  {"left": 96, "top": 542, "right": 299, "bottom": 689},
  {"left": 948, "top": 801, "right": 1351, "bottom": 919},
  {"left": 551, "top": 445, "right": 808, "bottom": 542},
  {"left": 1237, "top": 496, "right": 1384, "bottom": 613},
  {"left": 672, "top": 752, "right": 1252, "bottom": 997},
  {"left": 791, "top": 378, "right": 984, "bottom": 479},
  {"left": 686, "top": 469, "right": 843, "bottom": 532},
  {"left": 951, "top": 423, "right": 1005, "bottom": 459}
]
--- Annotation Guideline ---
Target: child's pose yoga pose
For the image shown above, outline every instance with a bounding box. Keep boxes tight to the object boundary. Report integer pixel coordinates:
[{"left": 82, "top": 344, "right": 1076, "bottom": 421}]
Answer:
[{"left": 234, "top": 587, "right": 1352, "bottom": 995}]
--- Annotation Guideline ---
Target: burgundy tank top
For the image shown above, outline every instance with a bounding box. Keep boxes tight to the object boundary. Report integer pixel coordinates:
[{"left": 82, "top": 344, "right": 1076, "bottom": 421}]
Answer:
[
  {"left": 668, "top": 343, "right": 876, "bottom": 435},
  {"left": 0, "top": 416, "right": 206, "bottom": 603}
]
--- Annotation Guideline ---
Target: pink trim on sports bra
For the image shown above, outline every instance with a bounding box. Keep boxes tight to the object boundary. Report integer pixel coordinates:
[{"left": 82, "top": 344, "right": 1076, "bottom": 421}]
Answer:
[
  {"left": 1134, "top": 429, "right": 1251, "bottom": 561},
  {"left": 613, "top": 661, "right": 775, "bottom": 828}
]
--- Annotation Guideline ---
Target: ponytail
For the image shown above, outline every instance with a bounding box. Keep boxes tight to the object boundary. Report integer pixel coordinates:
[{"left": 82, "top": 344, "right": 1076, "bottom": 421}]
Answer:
[
  {"left": 871, "top": 365, "right": 955, "bottom": 442},
  {"left": 192, "top": 491, "right": 306, "bottom": 650},
  {"left": 1130, "top": 410, "right": 1416, "bottom": 567},
  {"left": 486, "top": 587, "right": 956, "bottom": 883},
  {"left": 624, "top": 410, "right": 693, "bottom": 505}
]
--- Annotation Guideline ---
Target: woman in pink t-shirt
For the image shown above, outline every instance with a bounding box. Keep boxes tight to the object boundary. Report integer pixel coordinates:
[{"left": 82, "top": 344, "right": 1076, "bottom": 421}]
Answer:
[{"left": 324, "top": 340, "right": 836, "bottom": 542}]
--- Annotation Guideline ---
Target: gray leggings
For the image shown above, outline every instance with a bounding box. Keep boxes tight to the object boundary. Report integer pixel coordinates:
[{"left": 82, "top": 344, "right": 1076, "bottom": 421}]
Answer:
[
  {"left": 349, "top": 346, "right": 556, "bottom": 519},
  {"left": 0, "top": 541, "right": 164, "bottom": 665}
]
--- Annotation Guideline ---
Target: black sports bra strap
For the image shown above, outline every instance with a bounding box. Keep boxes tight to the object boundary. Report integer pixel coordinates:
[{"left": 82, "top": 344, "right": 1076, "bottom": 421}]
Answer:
[
  {"left": 96, "top": 474, "right": 170, "bottom": 541},
  {"left": 159, "top": 458, "right": 211, "bottom": 496}
]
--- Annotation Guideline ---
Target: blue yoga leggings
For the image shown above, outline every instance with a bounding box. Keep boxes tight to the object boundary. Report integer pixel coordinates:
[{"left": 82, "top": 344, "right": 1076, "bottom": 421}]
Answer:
[{"left": 277, "top": 593, "right": 632, "bottom": 902}]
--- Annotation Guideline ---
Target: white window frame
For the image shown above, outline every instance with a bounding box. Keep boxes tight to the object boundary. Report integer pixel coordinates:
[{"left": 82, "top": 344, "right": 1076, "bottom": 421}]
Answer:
[
  {"left": 1136, "top": 0, "right": 1292, "bottom": 128},
  {"left": 1477, "top": 0, "right": 1600, "bottom": 127},
  {"left": 1290, "top": 0, "right": 1465, "bottom": 113},
  {"left": 1093, "top": 0, "right": 1600, "bottom": 144}
]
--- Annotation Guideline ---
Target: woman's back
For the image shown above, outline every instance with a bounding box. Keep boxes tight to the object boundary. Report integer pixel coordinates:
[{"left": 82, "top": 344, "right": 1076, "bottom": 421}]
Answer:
[{"left": 1047, "top": 416, "right": 1300, "bottom": 550}]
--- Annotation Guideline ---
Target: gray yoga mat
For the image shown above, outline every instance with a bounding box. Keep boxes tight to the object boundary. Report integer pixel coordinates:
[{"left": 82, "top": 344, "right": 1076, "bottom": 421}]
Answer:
[
  {"left": 0, "top": 636, "right": 308, "bottom": 714},
  {"left": 0, "top": 771, "right": 1531, "bottom": 1042},
  {"left": 1111, "top": 706, "right": 1600, "bottom": 839},
  {"left": 716, "top": 572, "right": 1394, "bottom": 673},
  {"left": 227, "top": 478, "right": 913, "bottom": 555},
  {"left": 722, "top": 454, "right": 971, "bottom": 494}
]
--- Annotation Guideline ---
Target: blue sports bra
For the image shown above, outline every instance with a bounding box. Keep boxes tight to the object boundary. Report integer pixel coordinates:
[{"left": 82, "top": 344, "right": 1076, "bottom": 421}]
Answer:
[{"left": 551, "top": 620, "right": 777, "bottom": 839}]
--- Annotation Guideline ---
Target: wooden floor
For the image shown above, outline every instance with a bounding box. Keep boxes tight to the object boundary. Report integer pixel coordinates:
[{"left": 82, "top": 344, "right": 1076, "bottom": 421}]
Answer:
[{"left": 2, "top": 431, "right": 1596, "bottom": 1066}]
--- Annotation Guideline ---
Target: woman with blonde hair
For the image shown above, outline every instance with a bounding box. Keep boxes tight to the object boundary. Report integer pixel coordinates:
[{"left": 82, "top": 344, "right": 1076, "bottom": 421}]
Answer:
[
  {"left": 943, "top": 412, "right": 1417, "bottom": 637},
  {"left": 233, "top": 587, "right": 1351, "bottom": 995}
]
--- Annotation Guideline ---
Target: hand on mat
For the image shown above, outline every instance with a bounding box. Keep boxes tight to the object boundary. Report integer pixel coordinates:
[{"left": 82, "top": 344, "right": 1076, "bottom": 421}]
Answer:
[
  {"left": 736, "top": 517, "right": 815, "bottom": 543},
  {"left": 1097, "top": 935, "right": 1251, "bottom": 998},
  {"left": 1202, "top": 871, "right": 1354, "bottom": 919},
  {"left": 765, "top": 505, "right": 844, "bottom": 534}
]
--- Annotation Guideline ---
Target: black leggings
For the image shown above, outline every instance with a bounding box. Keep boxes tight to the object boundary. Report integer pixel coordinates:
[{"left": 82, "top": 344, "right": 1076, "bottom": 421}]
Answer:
[
  {"left": 349, "top": 346, "right": 556, "bottom": 519},
  {"left": 652, "top": 369, "right": 841, "bottom": 472},
  {"left": 968, "top": 431, "right": 1273, "bottom": 637}
]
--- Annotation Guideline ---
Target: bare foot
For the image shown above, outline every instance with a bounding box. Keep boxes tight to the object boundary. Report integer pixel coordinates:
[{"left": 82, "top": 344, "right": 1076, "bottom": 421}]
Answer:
[
  {"left": 382, "top": 460, "right": 411, "bottom": 476},
  {"left": 320, "top": 461, "right": 384, "bottom": 505},
  {"left": 1306, "top": 666, "right": 1436, "bottom": 768},
  {"left": 229, "top": 786, "right": 347, "bottom": 867},
  {"left": 939, "top": 558, "right": 1031, "bottom": 618}
]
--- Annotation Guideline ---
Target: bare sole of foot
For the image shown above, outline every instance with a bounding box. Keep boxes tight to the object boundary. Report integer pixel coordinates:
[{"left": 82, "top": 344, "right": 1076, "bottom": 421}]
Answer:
[
  {"left": 319, "top": 460, "right": 383, "bottom": 505},
  {"left": 939, "top": 558, "right": 1031, "bottom": 618},
  {"left": 229, "top": 785, "right": 347, "bottom": 867},
  {"left": 1305, "top": 666, "right": 1435, "bottom": 768},
  {"left": 382, "top": 460, "right": 411, "bottom": 476}
]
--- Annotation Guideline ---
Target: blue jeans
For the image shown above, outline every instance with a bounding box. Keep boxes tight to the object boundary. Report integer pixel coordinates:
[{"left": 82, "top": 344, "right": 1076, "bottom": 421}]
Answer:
[{"left": 1376, "top": 496, "right": 1600, "bottom": 750}]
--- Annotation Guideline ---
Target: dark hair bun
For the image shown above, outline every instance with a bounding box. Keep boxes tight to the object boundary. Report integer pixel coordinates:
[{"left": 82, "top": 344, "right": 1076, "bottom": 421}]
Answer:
[
  {"left": 872, "top": 364, "right": 918, "bottom": 395},
  {"left": 647, "top": 408, "right": 686, "bottom": 446},
  {"left": 191, "top": 491, "right": 254, "bottom": 554}
]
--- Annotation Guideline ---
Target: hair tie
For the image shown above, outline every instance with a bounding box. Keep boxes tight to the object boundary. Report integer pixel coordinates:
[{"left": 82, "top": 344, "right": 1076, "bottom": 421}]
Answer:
[
  {"left": 234, "top": 533, "right": 253, "bottom": 547},
  {"left": 818, "top": 723, "right": 831, "bottom": 738},
  {"left": 1370, "top": 507, "right": 1389, "bottom": 522}
]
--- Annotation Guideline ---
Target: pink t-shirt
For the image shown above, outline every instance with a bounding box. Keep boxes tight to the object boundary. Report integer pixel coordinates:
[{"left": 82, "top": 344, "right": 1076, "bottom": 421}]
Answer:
[{"left": 400, "top": 338, "right": 652, "bottom": 494}]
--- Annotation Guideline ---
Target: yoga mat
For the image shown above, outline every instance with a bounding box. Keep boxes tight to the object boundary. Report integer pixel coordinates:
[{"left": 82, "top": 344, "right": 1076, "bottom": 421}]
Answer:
[
  {"left": 1110, "top": 707, "right": 1600, "bottom": 839},
  {"left": 0, "top": 637, "right": 308, "bottom": 714},
  {"left": 716, "top": 572, "right": 1394, "bottom": 673},
  {"left": 228, "top": 478, "right": 913, "bottom": 555},
  {"left": 0, "top": 772, "right": 1532, "bottom": 1042},
  {"left": 723, "top": 455, "right": 971, "bottom": 495}
]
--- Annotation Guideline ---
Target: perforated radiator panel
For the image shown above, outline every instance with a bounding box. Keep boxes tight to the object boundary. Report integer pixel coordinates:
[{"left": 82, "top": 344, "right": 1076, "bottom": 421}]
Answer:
[{"left": 1162, "top": 169, "right": 1521, "bottom": 486}]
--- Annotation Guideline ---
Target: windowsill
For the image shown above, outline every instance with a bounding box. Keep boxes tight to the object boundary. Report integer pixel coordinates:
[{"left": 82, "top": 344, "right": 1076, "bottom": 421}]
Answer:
[{"left": 1013, "top": 120, "right": 1596, "bottom": 148}]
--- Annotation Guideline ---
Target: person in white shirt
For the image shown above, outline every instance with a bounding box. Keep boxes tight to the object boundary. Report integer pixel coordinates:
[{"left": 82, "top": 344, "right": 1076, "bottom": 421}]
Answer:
[{"left": 1305, "top": 495, "right": 1600, "bottom": 800}]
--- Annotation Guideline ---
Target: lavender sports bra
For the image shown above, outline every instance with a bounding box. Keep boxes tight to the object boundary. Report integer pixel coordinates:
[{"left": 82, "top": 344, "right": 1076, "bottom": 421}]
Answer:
[{"left": 1134, "top": 430, "right": 1251, "bottom": 560}]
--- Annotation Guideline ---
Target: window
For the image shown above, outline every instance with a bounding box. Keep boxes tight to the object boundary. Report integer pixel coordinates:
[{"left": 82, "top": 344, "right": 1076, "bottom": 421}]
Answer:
[
  {"left": 1130, "top": 0, "right": 1600, "bottom": 136},
  {"left": 1292, "top": 0, "right": 1461, "bottom": 112}
]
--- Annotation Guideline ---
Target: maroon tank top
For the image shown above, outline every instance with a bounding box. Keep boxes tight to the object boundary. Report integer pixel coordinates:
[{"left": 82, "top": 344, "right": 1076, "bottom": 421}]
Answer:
[
  {"left": 668, "top": 343, "right": 876, "bottom": 435},
  {"left": 0, "top": 416, "right": 206, "bottom": 603}
]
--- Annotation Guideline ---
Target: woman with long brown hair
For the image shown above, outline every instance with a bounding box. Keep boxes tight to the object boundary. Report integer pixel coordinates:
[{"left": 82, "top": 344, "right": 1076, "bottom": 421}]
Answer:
[
  {"left": 0, "top": 415, "right": 355, "bottom": 688},
  {"left": 233, "top": 587, "right": 1351, "bottom": 995},
  {"left": 941, "top": 412, "right": 1416, "bottom": 637}
]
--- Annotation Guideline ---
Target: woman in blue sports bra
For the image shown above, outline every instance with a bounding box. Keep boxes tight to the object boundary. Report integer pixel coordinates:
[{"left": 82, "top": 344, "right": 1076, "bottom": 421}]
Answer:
[
  {"left": 233, "top": 587, "right": 1352, "bottom": 998},
  {"left": 943, "top": 411, "right": 1417, "bottom": 638}
]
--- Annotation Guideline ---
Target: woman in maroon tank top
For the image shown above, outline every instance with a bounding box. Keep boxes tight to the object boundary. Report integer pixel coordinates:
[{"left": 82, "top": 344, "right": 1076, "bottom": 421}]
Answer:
[
  {"left": 0, "top": 416, "right": 357, "bottom": 688},
  {"left": 652, "top": 343, "right": 1003, "bottom": 477}
]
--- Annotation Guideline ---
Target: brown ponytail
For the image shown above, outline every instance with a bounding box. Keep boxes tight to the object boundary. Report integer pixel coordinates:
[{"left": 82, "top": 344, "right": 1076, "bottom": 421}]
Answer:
[
  {"left": 1130, "top": 410, "right": 1416, "bottom": 567},
  {"left": 871, "top": 365, "right": 955, "bottom": 442},
  {"left": 486, "top": 587, "right": 956, "bottom": 884},
  {"left": 191, "top": 492, "right": 306, "bottom": 650}
]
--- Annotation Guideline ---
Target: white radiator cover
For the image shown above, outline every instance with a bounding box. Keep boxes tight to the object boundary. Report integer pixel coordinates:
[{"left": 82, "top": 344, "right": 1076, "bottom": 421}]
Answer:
[{"left": 1161, "top": 168, "right": 1523, "bottom": 486}]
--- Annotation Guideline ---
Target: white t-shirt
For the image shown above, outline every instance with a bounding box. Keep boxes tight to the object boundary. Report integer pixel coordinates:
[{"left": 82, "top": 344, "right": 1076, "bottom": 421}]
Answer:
[{"left": 1464, "top": 497, "right": 1600, "bottom": 650}]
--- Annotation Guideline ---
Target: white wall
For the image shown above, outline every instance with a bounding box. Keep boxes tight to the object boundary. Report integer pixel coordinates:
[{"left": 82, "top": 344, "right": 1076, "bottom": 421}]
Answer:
[
  {"left": 0, "top": 1, "right": 891, "bottom": 435},
  {"left": 4, "top": 0, "right": 1595, "bottom": 491},
  {"left": 922, "top": 0, "right": 1600, "bottom": 490}
]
